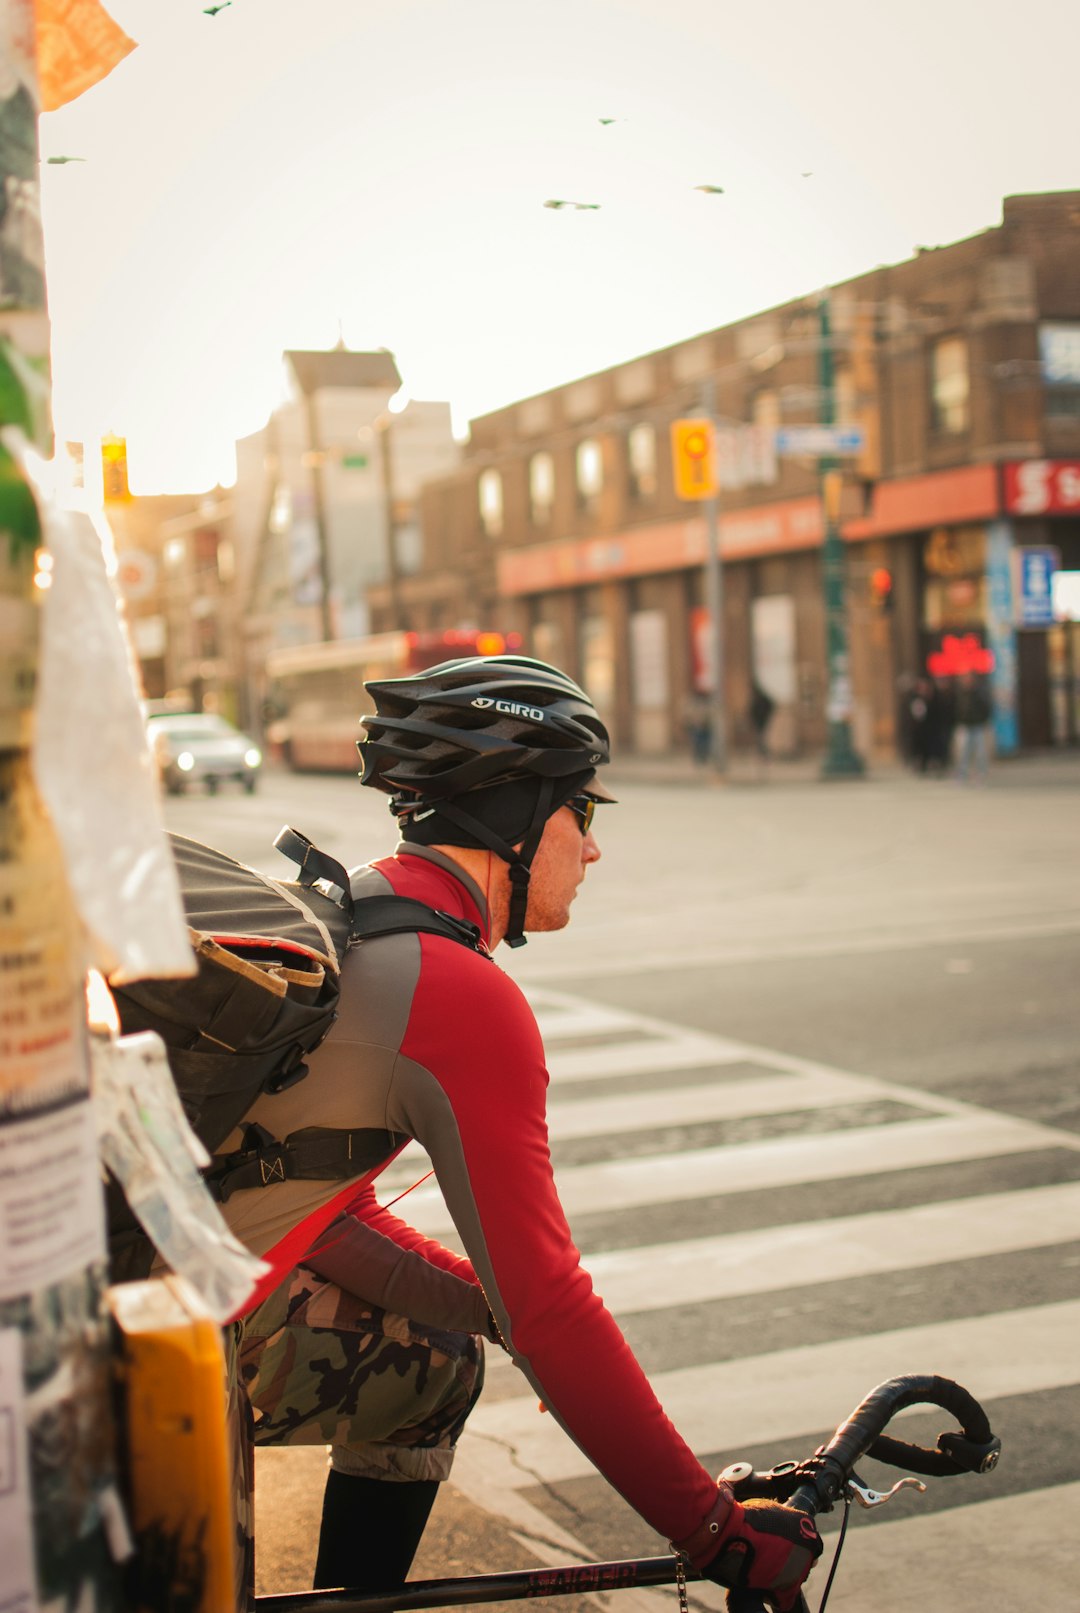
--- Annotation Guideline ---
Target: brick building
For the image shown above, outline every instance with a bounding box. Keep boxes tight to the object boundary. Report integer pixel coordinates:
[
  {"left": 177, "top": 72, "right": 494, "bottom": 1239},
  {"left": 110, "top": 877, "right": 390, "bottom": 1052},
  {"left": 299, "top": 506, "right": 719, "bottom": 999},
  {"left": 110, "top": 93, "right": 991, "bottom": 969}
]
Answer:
[{"left": 371, "top": 192, "right": 1080, "bottom": 760}]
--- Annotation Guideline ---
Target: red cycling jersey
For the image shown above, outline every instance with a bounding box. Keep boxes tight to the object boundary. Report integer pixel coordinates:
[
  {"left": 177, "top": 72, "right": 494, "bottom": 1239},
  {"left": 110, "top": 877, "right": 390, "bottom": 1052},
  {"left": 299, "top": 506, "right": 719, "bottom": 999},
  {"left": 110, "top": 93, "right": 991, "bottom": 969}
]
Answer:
[{"left": 215, "top": 843, "right": 722, "bottom": 1555}]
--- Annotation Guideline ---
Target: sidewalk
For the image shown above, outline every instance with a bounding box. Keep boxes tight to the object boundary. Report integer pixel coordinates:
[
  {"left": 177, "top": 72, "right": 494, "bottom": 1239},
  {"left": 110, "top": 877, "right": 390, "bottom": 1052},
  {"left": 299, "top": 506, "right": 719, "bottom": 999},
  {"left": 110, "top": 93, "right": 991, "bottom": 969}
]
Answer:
[{"left": 606, "top": 746, "right": 1080, "bottom": 791}]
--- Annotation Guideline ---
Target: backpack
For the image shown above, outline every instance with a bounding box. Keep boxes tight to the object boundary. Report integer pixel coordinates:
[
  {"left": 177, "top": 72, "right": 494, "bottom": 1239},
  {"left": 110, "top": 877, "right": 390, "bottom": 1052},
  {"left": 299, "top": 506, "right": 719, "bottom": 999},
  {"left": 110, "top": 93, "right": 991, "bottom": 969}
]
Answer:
[{"left": 106, "top": 826, "right": 487, "bottom": 1280}]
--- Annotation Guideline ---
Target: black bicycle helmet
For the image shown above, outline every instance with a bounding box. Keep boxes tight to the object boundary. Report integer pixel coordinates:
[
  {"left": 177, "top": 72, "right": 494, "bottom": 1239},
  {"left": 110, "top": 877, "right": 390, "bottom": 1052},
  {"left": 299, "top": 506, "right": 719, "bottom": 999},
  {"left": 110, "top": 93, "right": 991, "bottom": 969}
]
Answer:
[{"left": 358, "top": 655, "right": 613, "bottom": 946}]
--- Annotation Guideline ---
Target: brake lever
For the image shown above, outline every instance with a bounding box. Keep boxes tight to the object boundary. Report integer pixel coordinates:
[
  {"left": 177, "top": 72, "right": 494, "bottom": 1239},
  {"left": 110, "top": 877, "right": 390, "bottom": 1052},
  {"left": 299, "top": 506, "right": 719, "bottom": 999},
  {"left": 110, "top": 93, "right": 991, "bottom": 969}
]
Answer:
[{"left": 846, "top": 1471, "right": 927, "bottom": 1510}]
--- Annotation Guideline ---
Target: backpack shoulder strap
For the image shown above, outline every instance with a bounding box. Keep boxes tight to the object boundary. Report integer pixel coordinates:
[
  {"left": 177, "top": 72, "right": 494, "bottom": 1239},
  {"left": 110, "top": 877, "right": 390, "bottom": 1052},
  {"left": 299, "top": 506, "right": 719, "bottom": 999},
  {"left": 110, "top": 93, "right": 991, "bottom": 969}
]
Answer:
[
  {"left": 350, "top": 895, "right": 487, "bottom": 954},
  {"left": 274, "top": 826, "right": 490, "bottom": 958}
]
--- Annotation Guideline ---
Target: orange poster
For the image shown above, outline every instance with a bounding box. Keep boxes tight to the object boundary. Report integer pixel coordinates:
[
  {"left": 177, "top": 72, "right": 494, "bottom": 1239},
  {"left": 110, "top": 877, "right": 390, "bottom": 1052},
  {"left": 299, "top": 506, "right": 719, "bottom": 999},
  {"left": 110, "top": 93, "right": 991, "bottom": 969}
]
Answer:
[{"left": 35, "top": 0, "right": 136, "bottom": 112}]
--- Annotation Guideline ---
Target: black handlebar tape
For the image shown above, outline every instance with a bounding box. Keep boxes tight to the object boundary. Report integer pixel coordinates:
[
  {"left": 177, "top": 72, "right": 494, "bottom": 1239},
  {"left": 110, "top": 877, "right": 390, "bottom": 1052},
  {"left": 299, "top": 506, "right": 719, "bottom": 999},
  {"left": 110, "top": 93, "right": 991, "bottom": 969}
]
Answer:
[{"left": 786, "top": 1374, "right": 997, "bottom": 1515}]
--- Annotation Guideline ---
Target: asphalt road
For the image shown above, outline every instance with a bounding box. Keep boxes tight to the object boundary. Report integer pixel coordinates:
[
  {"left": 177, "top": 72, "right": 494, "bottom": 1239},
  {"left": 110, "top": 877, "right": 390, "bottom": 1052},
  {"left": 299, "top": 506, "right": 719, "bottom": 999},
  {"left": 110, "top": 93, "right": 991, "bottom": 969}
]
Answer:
[{"left": 163, "top": 753, "right": 1080, "bottom": 1613}]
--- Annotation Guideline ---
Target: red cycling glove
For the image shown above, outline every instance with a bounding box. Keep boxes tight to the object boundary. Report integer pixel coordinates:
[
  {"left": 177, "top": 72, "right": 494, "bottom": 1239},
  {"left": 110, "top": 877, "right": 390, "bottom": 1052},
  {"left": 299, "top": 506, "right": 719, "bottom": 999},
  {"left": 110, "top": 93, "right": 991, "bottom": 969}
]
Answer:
[{"left": 676, "top": 1485, "right": 822, "bottom": 1613}]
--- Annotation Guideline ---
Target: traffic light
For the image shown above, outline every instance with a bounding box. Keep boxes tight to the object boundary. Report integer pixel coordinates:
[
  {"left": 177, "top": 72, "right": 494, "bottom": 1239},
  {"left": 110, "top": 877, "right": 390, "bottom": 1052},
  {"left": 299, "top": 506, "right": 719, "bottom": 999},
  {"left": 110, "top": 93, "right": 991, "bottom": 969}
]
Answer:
[
  {"left": 101, "top": 436, "right": 131, "bottom": 502},
  {"left": 670, "top": 417, "right": 717, "bottom": 501},
  {"left": 869, "top": 566, "right": 894, "bottom": 613}
]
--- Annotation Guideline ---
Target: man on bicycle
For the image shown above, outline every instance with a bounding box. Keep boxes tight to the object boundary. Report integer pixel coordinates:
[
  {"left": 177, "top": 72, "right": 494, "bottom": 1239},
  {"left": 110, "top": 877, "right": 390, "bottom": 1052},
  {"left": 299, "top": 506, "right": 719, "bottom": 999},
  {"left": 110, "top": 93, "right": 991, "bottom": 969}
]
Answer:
[{"left": 227, "top": 655, "right": 821, "bottom": 1611}]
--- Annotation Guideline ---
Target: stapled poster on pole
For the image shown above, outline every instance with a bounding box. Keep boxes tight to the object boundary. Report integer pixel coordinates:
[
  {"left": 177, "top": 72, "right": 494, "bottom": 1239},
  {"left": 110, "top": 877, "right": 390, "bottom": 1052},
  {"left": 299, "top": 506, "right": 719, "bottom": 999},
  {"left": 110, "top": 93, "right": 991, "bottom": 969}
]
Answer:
[
  {"left": 17, "top": 442, "right": 193, "bottom": 985},
  {"left": 0, "top": 1328, "right": 36, "bottom": 1613}
]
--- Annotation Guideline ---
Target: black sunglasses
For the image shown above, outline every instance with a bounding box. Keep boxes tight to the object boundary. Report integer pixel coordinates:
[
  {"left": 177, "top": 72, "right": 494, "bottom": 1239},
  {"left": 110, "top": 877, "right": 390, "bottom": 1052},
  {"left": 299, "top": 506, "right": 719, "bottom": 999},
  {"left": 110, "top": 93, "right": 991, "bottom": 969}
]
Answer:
[{"left": 565, "top": 794, "right": 597, "bottom": 835}]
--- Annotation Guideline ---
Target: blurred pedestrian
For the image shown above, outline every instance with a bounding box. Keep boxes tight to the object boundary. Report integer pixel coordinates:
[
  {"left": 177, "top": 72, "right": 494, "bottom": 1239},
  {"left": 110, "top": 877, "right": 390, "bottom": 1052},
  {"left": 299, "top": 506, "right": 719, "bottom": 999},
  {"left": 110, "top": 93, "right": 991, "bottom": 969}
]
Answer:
[
  {"left": 895, "top": 672, "right": 916, "bottom": 764},
  {"left": 908, "top": 676, "right": 947, "bottom": 775},
  {"left": 682, "top": 690, "right": 712, "bottom": 766},
  {"left": 953, "top": 672, "right": 992, "bottom": 784},
  {"left": 749, "top": 680, "right": 775, "bottom": 762}
]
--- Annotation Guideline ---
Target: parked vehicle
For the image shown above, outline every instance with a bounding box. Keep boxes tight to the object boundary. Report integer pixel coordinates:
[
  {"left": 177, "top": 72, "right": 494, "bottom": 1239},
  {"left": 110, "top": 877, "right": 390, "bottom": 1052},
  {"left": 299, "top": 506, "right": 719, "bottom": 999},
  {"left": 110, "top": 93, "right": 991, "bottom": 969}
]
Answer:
[{"left": 148, "top": 713, "right": 262, "bottom": 795}]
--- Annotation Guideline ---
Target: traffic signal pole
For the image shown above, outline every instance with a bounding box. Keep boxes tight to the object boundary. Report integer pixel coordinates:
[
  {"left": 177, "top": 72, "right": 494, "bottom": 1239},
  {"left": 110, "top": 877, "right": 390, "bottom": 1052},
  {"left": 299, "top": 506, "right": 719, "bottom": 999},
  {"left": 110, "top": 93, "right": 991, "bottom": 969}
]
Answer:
[
  {"left": 671, "top": 400, "right": 726, "bottom": 774},
  {"left": 701, "top": 380, "right": 727, "bottom": 773},
  {"left": 816, "top": 294, "right": 865, "bottom": 778}
]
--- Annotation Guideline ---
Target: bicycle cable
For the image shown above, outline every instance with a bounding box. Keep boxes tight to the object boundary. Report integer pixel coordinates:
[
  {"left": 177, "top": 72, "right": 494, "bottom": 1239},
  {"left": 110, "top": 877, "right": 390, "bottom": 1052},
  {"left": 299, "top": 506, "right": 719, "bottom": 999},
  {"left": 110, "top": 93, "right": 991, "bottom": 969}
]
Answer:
[
  {"left": 815, "top": 1492, "right": 850, "bottom": 1613},
  {"left": 381, "top": 1168, "right": 434, "bottom": 1208}
]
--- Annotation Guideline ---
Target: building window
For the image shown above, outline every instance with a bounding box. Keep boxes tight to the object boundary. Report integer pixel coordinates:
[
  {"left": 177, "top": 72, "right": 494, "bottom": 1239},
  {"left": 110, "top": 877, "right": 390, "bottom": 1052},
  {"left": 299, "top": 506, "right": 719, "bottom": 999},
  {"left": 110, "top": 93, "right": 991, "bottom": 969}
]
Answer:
[
  {"left": 751, "top": 389, "right": 780, "bottom": 432},
  {"left": 834, "top": 368, "right": 857, "bottom": 425},
  {"left": 576, "top": 438, "right": 603, "bottom": 514},
  {"left": 1040, "top": 323, "right": 1080, "bottom": 421},
  {"left": 529, "top": 452, "right": 555, "bottom": 526},
  {"left": 627, "top": 422, "right": 657, "bottom": 501},
  {"left": 478, "top": 468, "right": 503, "bottom": 538},
  {"left": 930, "top": 337, "right": 970, "bottom": 434}
]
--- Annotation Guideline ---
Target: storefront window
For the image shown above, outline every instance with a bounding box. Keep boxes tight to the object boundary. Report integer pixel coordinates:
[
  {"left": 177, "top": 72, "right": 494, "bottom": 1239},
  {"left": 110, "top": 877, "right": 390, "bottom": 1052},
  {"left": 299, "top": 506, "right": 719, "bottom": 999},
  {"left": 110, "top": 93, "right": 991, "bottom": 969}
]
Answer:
[{"left": 922, "top": 525, "right": 986, "bottom": 632}]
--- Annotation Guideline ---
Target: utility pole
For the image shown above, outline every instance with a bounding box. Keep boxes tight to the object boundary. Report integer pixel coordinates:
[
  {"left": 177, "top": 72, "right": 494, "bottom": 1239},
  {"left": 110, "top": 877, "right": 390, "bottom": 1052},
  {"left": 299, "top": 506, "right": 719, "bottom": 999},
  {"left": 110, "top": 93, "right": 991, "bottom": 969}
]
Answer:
[
  {"left": 375, "top": 413, "right": 405, "bottom": 630},
  {"left": 700, "top": 379, "right": 727, "bottom": 773},
  {"left": 0, "top": 10, "right": 120, "bottom": 1611},
  {"left": 304, "top": 394, "right": 335, "bottom": 641},
  {"left": 817, "top": 293, "right": 865, "bottom": 778}
]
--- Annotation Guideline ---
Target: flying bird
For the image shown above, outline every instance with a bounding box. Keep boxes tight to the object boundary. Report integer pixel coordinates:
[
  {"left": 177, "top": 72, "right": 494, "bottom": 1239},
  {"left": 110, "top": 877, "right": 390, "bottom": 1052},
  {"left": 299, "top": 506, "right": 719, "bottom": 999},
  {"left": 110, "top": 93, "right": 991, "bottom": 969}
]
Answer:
[
  {"left": 203, "top": 2, "right": 232, "bottom": 14},
  {"left": 598, "top": 118, "right": 624, "bottom": 126},
  {"left": 543, "top": 199, "right": 601, "bottom": 211},
  {"left": 693, "top": 185, "right": 725, "bottom": 195},
  {"left": 801, "top": 171, "right": 814, "bottom": 179},
  {"left": 46, "top": 155, "right": 85, "bottom": 164}
]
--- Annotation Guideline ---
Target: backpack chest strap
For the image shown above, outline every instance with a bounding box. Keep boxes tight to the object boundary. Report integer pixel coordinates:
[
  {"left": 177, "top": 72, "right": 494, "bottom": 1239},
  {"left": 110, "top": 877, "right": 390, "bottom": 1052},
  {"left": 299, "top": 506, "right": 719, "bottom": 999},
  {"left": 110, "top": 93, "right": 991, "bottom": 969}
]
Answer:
[{"left": 206, "top": 1123, "right": 402, "bottom": 1202}]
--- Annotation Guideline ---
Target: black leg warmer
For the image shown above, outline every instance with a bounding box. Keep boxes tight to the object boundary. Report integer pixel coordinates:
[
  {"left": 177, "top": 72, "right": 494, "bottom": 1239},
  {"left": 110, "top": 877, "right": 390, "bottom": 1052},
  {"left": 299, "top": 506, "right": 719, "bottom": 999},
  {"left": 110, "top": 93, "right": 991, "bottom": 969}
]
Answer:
[{"left": 312, "top": 1470, "right": 440, "bottom": 1592}]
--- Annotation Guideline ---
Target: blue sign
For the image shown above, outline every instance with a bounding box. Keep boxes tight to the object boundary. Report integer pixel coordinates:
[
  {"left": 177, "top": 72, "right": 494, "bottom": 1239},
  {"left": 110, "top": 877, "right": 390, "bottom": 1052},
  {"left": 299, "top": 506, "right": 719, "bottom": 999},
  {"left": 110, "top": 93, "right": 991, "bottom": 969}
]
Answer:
[
  {"left": 1013, "top": 545, "right": 1059, "bottom": 628},
  {"left": 774, "top": 425, "right": 866, "bottom": 456},
  {"left": 986, "top": 522, "right": 1019, "bottom": 755}
]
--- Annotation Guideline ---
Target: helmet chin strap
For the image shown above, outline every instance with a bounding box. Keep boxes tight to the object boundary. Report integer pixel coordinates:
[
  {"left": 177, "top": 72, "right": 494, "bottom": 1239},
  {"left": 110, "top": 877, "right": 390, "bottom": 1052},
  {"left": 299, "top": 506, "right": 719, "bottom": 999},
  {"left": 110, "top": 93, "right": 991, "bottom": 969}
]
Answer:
[{"left": 423, "top": 776, "right": 557, "bottom": 948}]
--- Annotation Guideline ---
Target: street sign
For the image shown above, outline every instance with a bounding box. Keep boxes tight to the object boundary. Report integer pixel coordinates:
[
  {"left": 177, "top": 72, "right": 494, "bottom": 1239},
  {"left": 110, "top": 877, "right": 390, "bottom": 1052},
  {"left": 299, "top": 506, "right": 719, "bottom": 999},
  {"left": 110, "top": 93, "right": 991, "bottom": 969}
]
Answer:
[
  {"left": 1012, "top": 545, "right": 1059, "bottom": 628},
  {"left": 775, "top": 425, "right": 866, "bottom": 456}
]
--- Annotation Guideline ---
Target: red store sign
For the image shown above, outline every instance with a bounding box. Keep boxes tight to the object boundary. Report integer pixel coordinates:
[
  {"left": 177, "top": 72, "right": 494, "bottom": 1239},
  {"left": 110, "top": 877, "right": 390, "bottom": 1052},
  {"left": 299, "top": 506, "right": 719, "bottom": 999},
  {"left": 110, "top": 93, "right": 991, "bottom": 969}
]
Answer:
[{"left": 1003, "top": 460, "right": 1080, "bottom": 516}]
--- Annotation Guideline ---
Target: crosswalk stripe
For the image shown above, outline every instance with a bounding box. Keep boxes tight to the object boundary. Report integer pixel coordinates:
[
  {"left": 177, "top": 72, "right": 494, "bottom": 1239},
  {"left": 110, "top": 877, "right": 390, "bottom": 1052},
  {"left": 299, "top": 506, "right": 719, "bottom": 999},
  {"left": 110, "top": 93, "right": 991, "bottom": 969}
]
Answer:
[
  {"left": 545, "top": 1069, "right": 896, "bottom": 1138},
  {"left": 462, "top": 1298, "right": 1080, "bottom": 1487},
  {"left": 545, "top": 1033, "right": 751, "bottom": 1083},
  {"left": 806, "top": 1481, "right": 1080, "bottom": 1612},
  {"left": 396, "top": 1111, "right": 1050, "bottom": 1233},
  {"left": 584, "top": 1180, "right": 1080, "bottom": 1312},
  {"left": 378, "top": 1070, "right": 889, "bottom": 1185}
]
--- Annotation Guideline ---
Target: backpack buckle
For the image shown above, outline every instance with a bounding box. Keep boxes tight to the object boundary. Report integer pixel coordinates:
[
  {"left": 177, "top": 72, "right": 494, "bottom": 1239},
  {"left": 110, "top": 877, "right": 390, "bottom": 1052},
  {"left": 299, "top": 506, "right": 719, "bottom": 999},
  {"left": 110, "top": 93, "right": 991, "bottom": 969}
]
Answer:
[
  {"left": 262, "top": 1045, "right": 310, "bottom": 1096},
  {"left": 241, "top": 1122, "right": 288, "bottom": 1188},
  {"left": 433, "top": 910, "right": 483, "bottom": 950}
]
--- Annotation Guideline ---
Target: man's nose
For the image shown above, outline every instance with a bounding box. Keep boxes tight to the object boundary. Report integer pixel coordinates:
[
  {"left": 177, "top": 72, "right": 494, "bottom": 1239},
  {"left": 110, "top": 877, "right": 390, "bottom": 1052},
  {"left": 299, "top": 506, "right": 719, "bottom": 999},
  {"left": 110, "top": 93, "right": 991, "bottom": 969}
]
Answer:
[{"left": 582, "top": 830, "right": 601, "bottom": 864}]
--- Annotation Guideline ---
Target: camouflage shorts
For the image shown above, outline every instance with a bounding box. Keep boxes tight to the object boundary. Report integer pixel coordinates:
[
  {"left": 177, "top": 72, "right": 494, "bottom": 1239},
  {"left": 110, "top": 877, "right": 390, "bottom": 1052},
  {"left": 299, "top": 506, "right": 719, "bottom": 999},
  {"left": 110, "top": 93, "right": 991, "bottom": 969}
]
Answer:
[{"left": 237, "top": 1266, "right": 485, "bottom": 1482}]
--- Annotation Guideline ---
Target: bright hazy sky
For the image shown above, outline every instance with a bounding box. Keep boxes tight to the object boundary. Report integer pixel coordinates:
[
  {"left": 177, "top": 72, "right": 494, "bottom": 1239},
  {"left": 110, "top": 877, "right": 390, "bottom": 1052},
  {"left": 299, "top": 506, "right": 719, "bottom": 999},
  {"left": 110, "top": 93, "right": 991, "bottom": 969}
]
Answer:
[{"left": 38, "top": 0, "right": 1080, "bottom": 493}]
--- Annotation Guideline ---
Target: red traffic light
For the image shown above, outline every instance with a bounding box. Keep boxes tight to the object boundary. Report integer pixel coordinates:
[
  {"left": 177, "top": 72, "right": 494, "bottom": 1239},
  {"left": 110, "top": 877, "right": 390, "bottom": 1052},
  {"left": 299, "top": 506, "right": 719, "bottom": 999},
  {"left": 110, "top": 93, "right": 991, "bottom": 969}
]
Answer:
[{"left": 870, "top": 567, "right": 893, "bottom": 598}]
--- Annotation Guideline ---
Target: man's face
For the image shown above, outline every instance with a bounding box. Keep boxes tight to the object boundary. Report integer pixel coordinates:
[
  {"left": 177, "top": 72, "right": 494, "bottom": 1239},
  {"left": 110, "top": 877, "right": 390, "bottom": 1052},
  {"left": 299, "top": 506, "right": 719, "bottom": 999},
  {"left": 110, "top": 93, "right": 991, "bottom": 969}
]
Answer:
[{"left": 524, "top": 803, "right": 601, "bottom": 933}]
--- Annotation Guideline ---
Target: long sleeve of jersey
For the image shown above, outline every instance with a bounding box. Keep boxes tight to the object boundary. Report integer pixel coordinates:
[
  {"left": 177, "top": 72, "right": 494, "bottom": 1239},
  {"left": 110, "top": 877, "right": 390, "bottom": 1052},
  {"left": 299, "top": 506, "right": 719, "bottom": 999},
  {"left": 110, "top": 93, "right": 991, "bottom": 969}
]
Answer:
[
  {"left": 384, "top": 933, "right": 720, "bottom": 1549},
  {"left": 304, "top": 1188, "right": 489, "bottom": 1334}
]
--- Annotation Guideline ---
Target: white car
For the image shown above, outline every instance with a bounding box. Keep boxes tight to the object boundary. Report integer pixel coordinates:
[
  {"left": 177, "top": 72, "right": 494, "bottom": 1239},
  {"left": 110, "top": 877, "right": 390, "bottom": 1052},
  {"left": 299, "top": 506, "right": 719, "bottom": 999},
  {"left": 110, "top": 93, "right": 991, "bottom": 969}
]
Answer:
[{"left": 148, "top": 713, "right": 262, "bottom": 795}]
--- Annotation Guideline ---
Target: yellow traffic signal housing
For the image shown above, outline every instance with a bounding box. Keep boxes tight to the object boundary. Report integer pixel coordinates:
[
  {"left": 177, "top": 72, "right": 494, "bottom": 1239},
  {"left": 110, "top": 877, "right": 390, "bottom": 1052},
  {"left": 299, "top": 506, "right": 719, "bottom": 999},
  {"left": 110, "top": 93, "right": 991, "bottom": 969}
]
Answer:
[
  {"left": 109, "top": 1276, "right": 252, "bottom": 1613},
  {"left": 671, "top": 417, "right": 717, "bottom": 501},
  {"left": 101, "top": 436, "right": 131, "bottom": 501}
]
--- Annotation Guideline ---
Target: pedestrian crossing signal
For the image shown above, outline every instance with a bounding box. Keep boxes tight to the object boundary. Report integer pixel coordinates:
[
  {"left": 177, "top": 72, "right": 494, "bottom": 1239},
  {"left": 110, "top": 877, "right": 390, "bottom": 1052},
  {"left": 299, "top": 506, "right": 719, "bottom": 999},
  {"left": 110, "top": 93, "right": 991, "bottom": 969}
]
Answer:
[
  {"left": 671, "top": 418, "right": 717, "bottom": 501},
  {"left": 869, "top": 567, "right": 894, "bottom": 612}
]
